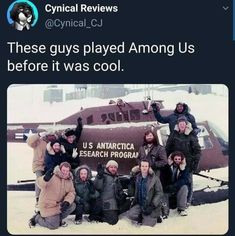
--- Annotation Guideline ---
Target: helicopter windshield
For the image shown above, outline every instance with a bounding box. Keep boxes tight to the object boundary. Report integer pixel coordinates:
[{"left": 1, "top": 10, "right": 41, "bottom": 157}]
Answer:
[
  {"left": 158, "top": 124, "right": 214, "bottom": 150},
  {"left": 207, "top": 121, "right": 228, "bottom": 143}
]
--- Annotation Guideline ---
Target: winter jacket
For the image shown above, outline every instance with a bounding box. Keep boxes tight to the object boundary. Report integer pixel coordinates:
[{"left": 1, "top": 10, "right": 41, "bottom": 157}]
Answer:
[
  {"left": 37, "top": 165, "right": 75, "bottom": 217},
  {"left": 44, "top": 143, "right": 68, "bottom": 172},
  {"left": 59, "top": 123, "right": 83, "bottom": 169},
  {"left": 137, "top": 144, "right": 167, "bottom": 176},
  {"left": 94, "top": 169, "right": 126, "bottom": 211},
  {"left": 165, "top": 124, "right": 201, "bottom": 173},
  {"left": 153, "top": 103, "right": 198, "bottom": 133},
  {"left": 74, "top": 165, "right": 99, "bottom": 208},
  {"left": 27, "top": 133, "right": 47, "bottom": 173},
  {"left": 129, "top": 170, "right": 163, "bottom": 218},
  {"left": 161, "top": 157, "right": 191, "bottom": 193}
]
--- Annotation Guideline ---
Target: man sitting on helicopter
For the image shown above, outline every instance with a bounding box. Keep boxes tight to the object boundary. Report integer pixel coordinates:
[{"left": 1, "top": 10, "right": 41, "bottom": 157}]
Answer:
[{"left": 151, "top": 101, "right": 200, "bottom": 135}]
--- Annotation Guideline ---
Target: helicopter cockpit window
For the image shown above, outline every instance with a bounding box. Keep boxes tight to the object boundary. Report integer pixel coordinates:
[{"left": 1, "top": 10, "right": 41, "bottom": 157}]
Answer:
[
  {"left": 116, "top": 111, "right": 129, "bottom": 122},
  {"left": 101, "top": 114, "right": 107, "bottom": 122},
  {"left": 87, "top": 115, "right": 93, "bottom": 125},
  {"left": 108, "top": 113, "right": 115, "bottom": 121},
  {"left": 116, "top": 112, "right": 123, "bottom": 121},
  {"left": 197, "top": 125, "right": 213, "bottom": 150},
  {"left": 123, "top": 111, "right": 129, "bottom": 121},
  {"left": 130, "top": 109, "right": 141, "bottom": 121}
]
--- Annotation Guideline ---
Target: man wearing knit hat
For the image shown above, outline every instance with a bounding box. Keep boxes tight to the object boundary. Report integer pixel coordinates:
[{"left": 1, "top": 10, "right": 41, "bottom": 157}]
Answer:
[{"left": 94, "top": 160, "right": 127, "bottom": 225}]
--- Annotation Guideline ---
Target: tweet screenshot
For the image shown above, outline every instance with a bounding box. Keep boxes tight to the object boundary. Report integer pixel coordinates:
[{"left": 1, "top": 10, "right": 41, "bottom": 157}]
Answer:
[{"left": 2, "top": 0, "right": 233, "bottom": 235}]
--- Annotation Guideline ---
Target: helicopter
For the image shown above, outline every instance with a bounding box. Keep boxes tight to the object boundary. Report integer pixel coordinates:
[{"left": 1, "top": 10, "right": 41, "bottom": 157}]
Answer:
[{"left": 7, "top": 99, "right": 228, "bottom": 205}]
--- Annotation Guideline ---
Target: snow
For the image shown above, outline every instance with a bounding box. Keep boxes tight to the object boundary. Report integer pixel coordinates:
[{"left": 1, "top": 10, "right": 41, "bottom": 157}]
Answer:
[
  {"left": 7, "top": 142, "right": 229, "bottom": 234},
  {"left": 7, "top": 190, "right": 228, "bottom": 234},
  {"left": 7, "top": 85, "right": 229, "bottom": 234}
]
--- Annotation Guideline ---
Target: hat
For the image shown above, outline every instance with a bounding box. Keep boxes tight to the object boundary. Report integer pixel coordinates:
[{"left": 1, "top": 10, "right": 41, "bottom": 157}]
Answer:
[
  {"left": 177, "top": 116, "right": 188, "bottom": 123},
  {"left": 106, "top": 160, "right": 118, "bottom": 168},
  {"left": 64, "top": 129, "right": 76, "bottom": 137},
  {"left": 50, "top": 139, "right": 61, "bottom": 147},
  {"left": 46, "top": 128, "right": 56, "bottom": 136},
  {"left": 176, "top": 102, "right": 184, "bottom": 106}
]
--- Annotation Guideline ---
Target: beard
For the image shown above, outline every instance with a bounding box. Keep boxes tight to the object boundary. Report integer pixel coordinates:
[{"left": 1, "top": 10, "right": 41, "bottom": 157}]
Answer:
[{"left": 145, "top": 139, "right": 154, "bottom": 144}]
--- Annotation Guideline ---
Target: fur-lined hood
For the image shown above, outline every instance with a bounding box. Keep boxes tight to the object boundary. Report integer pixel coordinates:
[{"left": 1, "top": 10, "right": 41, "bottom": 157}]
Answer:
[
  {"left": 174, "top": 121, "right": 193, "bottom": 135},
  {"left": 131, "top": 165, "right": 155, "bottom": 176},
  {"left": 74, "top": 165, "right": 92, "bottom": 182},
  {"left": 174, "top": 103, "right": 190, "bottom": 114},
  {"left": 53, "top": 165, "right": 73, "bottom": 180},
  {"left": 167, "top": 155, "right": 186, "bottom": 171},
  {"left": 46, "top": 142, "right": 66, "bottom": 155}
]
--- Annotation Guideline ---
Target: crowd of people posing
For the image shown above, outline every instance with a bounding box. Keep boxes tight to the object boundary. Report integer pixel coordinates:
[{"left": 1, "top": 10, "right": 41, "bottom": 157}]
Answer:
[{"left": 27, "top": 102, "right": 201, "bottom": 229}]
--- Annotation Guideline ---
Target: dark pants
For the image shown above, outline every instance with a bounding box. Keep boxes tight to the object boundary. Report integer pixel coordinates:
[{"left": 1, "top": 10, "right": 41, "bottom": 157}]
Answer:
[
  {"left": 97, "top": 198, "right": 131, "bottom": 225},
  {"left": 75, "top": 199, "right": 102, "bottom": 221},
  {"left": 103, "top": 210, "right": 119, "bottom": 225},
  {"left": 187, "top": 172, "right": 193, "bottom": 204},
  {"left": 127, "top": 204, "right": 159, "bottom": 227},
  {"left": 35, "top": 202, "right": 76, "bottom": 230},
  {"left": 164, "top": 185, "right": 189, "bottom": 211}
]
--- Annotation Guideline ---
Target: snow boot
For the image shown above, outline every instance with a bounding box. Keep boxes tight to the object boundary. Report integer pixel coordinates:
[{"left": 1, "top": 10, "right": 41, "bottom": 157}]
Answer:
[{"left": 29, "top": 212, "right": 39, "bottom": 228}]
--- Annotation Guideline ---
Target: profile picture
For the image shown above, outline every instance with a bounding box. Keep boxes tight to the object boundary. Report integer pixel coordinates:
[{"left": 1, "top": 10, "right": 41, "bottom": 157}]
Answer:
[{"left": 7, "top": 0, "right": 38, "bottom": 31}]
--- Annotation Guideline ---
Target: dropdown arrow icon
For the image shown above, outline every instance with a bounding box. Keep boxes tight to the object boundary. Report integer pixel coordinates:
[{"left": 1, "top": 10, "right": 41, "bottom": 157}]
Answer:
[{"left": 223, "top": 6, "right": 229, "bottom": 10}]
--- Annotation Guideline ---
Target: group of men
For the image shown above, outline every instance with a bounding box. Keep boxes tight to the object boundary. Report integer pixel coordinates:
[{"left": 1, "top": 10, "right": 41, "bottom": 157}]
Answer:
[{"left": 27, "top": 101, "right": 201, "bottom": 229}]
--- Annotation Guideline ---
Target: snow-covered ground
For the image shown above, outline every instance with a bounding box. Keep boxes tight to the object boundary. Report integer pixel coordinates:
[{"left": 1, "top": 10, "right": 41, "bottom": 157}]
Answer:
[
  {"left": 7, "top": 190, "right": 228, "bottom": 234},
  {"left": 7, "top": 85, "right": 229, "bottom": 234}
]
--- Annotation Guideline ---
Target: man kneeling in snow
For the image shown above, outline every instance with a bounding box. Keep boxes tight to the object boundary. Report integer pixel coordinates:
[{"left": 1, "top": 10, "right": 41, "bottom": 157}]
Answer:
[
  {"left": 161, "top": 151, "right": 191, "bottom": 216},
  {"left": 74, "top": 165, "right": 101, "bottom": 224},
  {"left": 29, "top": 162, "right": 76, "bottom": 229},
  {"left": 127, "top": 159, "right": 163, "bottom": 227}
]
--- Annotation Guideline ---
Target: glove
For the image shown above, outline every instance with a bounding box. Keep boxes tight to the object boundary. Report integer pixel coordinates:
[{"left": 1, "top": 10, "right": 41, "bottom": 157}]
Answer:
[
  {"left": 142, "top": 205, "right": 154, "bottom": 215},
  {"left": 77, "top": 117, "right": 83, "bottom": 126},
  {"left": 61, "top": 145, "right": 66, "bottom": 154},
  {"left": 60, "top": 201, "right": 70, "bottom": 212},
  {"left": 192, "top": 128, "right": 201, "bottom": 136},
  {"left": 87, "top": 180, "right": 96, "bottom": 194},
  {"left": 43, "top": 169, "right": 54, "bottom": 182},
  {"left": 39, "top": 131, "right": 47, "bottom": 138},
  {"left": 72, "top": 148, "right": 78, "bottom": 158},
  {"left": 151, "top": 102, "right": 160, "bottom": 111},
  {"left": 165, "top": 184, "right": 177, "bottom": 193},
  {"left": 97, "top": 163, "right": 104, "bottom": 178}
]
